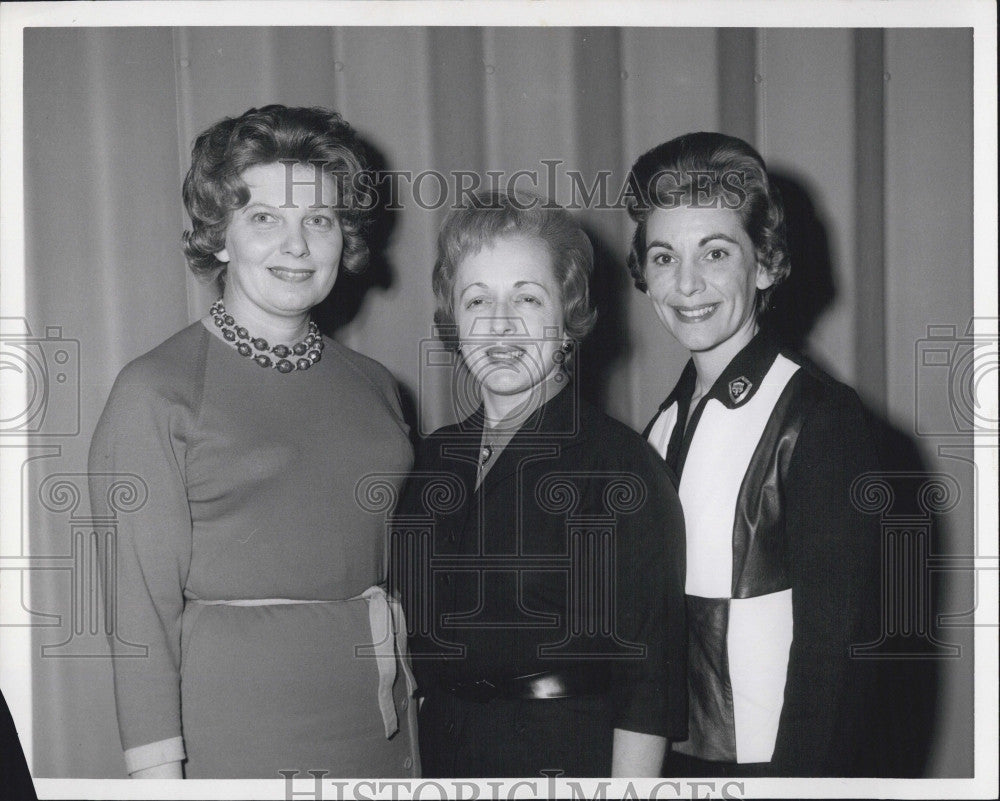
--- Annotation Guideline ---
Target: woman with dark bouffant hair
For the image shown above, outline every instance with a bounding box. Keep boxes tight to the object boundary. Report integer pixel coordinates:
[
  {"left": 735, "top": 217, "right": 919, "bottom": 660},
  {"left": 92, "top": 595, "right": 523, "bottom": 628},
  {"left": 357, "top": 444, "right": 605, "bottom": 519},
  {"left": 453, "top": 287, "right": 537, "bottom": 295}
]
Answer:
[
  {"left": 626, "top": 132, "right": 881, "bottom": 777},
  {"left": 89, "top": 105, "right": 418, "bottom": 779}
]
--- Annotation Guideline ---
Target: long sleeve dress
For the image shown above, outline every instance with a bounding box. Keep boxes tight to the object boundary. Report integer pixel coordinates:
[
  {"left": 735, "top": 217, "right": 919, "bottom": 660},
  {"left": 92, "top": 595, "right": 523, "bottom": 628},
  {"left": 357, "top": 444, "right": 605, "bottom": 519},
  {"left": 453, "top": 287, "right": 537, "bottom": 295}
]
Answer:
[{"left": 89, "top": 321, "right": 418, "bottom": 778}]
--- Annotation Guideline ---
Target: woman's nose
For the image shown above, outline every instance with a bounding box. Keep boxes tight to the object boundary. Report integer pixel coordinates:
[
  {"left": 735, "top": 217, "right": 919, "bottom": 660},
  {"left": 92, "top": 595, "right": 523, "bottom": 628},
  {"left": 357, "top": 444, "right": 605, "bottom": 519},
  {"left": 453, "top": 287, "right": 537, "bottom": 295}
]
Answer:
[
  {"left": 488, "top": 300, "right": 515, "bottom": 335},
  {"left": 281, "top": 224, "right": 310, "bottom": 257},
  {"left": 676, "top": 260, "right": 703, "bottom": 296}
]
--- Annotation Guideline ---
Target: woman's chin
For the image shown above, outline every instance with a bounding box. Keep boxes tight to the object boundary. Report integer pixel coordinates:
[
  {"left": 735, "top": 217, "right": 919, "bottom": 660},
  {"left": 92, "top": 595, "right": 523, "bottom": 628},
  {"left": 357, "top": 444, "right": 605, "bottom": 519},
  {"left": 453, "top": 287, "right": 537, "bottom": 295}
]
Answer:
[
  {"left": 480, "top": 379, "right": 534, "bottom": 401},
  {"left": 479, "top": 375, "right": 548, "bottom": 407}
]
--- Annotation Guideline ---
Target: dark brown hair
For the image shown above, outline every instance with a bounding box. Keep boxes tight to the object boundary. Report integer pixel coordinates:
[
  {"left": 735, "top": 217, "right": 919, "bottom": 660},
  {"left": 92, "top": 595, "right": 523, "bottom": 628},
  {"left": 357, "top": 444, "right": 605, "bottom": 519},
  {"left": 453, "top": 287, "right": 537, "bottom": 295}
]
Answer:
[{"left": 626, "top": 131, "right": 790, "bottom": 313}]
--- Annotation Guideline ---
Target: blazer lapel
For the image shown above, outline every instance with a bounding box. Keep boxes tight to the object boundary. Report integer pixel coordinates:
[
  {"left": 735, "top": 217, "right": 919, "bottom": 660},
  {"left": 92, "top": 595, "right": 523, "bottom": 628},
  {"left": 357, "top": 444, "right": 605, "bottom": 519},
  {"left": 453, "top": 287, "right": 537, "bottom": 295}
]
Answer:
[{"left": 477, "top": 384, "right": 585, "bottom": 495}]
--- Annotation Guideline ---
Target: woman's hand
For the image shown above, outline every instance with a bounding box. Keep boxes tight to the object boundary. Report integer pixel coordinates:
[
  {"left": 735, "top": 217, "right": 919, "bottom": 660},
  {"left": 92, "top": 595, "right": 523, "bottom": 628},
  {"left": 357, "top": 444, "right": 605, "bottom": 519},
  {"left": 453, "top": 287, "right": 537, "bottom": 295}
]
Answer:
[
  {"left": 130, "top": 760, "right": 183, "bottom": 779},
  {"left": 611, "top": 729, "right": 666, "bottom": 777}
]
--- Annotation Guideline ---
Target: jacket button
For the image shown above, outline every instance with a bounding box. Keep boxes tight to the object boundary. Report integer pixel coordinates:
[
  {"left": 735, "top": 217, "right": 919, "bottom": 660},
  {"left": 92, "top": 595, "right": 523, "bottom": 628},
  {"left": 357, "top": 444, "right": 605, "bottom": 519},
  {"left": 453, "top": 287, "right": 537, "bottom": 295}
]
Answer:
[
  {"left": 445, "top": 721, "right": 455, "bottom": 734},
  {"left": 403, "top": 757, "right": 413, "bottom": 769}
]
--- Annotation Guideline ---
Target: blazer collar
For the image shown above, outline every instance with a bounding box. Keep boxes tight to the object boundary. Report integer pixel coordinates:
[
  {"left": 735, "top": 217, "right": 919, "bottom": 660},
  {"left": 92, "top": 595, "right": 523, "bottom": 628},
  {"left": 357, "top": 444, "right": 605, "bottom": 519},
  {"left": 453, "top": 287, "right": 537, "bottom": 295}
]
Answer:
[
  {"left": 650, "top": 329, "right": 781, "bottom": 478},
  {"left": 659, "top": 328, "right": 782, "bottom": 413},
  {"left": 460, "top": 379, "right": 585, "bottom": 491},
  {"left": 453, "top": 375, "right": 580, "bottom": 439}
]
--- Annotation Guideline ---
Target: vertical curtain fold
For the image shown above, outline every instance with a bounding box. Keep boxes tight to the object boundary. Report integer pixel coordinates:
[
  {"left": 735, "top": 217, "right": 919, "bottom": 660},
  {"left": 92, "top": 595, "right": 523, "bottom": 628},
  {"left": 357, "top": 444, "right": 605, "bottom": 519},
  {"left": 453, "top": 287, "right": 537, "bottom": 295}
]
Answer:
[{"left": 853, "top": 29, "right": 887, "bottom": 414}]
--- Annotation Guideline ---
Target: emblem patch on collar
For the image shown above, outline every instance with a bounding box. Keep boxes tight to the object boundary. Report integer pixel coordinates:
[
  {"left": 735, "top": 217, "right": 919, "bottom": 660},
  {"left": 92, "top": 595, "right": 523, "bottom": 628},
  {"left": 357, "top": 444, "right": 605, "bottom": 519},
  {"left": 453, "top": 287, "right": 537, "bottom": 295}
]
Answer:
[{"left": 729, "top": 376, "right": 753, "bottom": 404}]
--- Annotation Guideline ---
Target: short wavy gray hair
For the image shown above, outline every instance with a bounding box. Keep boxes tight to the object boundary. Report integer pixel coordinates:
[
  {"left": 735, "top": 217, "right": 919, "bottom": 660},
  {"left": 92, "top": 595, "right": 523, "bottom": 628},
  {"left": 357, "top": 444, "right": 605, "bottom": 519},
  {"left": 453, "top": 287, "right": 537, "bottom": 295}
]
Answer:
[{"left": 432, "top": 190, "right": 598, "bottom": 351}]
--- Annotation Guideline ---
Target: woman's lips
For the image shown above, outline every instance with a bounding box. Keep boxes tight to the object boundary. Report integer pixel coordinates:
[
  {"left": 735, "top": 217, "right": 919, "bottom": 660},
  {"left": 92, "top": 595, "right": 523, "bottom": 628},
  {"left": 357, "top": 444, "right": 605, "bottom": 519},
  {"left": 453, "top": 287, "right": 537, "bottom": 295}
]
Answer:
[
  {"left": 673, "top": 303, "right": 719, "bottom": 322},
  {"left": 484, "top": 345, "right": 525, "bottom": 361},
  {"left": 268, "top": 267, "right": 314, "bottom": 283}
]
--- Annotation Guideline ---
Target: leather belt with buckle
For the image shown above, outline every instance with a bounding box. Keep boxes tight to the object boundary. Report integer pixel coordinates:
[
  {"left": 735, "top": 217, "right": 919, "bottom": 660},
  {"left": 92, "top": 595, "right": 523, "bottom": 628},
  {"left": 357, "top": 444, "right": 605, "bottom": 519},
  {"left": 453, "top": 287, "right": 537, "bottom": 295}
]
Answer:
[{"left": 439, "top": 668, "right": 610, "bottom": 703}]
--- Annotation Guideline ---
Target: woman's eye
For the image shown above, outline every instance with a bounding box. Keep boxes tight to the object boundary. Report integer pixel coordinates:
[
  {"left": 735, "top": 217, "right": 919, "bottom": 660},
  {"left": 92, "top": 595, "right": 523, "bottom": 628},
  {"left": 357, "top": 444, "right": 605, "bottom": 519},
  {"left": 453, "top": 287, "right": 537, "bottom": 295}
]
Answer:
[
  {"left": 517, "top": 295, "right": 540, "bottom": 305},
  {"left": 706, "top": 248, "right": 728, "bottom": 261},
  {"left": 307, "top": 215, "right": 334, "bottom": 230},
  {"left": 251, "top": 212, "right": 275, "bottom": 224},
  {"left": 649, "top": 251, "right": 674, "bottom": 267},
  {"left": 465, "top": 298, "right": 486, "bottom": 309}
]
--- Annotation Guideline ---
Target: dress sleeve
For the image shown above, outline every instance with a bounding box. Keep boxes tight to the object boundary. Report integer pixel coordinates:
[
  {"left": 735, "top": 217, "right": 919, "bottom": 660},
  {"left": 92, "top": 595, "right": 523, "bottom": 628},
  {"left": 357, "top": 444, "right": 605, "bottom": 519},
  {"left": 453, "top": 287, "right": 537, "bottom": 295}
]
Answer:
[
  {"left": 338, "top": 344, "right": 411, "bottom": 443},
  {"left": 610, "top": 443, "right": 687, "bottom": 740},
  {"left": 769, "top": 387, "right": 882, "bottom": 776},
  {"left": 89, "top": 363, "right": 194, "bottom": 773}
]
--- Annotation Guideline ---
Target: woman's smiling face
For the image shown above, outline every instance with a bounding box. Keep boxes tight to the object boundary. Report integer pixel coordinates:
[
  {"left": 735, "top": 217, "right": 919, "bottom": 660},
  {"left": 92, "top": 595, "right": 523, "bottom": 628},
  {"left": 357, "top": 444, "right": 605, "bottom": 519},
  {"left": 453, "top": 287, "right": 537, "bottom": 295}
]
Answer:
[
  {"left": 453, "top": 235, "right": 566, "bottom": 418},
  {"left": 216, "top": 161, "right": 343, "bottom": 321},
  {"left": 642, "top": 204, "right": 774, "bottom": 365}
]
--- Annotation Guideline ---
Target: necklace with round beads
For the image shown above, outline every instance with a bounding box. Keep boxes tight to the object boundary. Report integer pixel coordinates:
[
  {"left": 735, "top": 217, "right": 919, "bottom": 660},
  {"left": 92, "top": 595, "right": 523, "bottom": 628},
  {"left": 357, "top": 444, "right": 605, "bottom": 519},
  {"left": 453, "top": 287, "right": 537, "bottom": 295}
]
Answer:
[{"left": 210, "top": 298, "right": 323, "bottom": 373}]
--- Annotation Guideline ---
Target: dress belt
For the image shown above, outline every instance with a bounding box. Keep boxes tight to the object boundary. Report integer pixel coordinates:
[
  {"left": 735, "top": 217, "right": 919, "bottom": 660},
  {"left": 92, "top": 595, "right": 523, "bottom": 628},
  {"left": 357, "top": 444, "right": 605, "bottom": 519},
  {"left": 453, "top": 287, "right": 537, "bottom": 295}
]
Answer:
[
  {"left": 190, "top": 585, "right": 416, "bottom": 739},
  {"left": 439, "top": 667, "right": 610, "bottom": 703}
]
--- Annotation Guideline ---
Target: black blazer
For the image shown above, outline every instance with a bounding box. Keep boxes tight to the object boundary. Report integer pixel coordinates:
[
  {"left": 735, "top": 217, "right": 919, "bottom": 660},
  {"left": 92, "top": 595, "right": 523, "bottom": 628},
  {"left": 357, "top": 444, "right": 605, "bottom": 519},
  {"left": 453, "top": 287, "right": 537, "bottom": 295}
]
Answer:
[{"left": 393, "top": 384, "right": 687, "bottom": 741}]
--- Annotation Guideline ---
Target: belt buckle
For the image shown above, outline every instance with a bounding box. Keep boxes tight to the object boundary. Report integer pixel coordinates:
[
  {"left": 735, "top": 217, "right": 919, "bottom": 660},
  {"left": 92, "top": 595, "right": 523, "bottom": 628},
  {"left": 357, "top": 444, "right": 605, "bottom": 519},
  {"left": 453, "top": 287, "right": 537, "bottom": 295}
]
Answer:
[{"left": 466, "top": 678, "right": 498, "bottom": 702}]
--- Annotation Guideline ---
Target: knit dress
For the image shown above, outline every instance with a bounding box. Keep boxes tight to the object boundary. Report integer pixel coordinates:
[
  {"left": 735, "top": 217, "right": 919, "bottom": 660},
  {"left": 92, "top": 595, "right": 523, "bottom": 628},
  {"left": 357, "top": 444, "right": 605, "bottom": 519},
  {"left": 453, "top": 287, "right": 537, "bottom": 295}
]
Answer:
[{"left": 89, "top": 321, "right": 418, "bottom": 778}]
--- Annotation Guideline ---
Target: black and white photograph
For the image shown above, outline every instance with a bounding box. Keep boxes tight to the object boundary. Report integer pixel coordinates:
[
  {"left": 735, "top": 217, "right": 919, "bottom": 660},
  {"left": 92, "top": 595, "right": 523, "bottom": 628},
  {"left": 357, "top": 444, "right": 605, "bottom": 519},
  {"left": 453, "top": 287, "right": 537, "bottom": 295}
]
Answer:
[{"left": 0, "top": 1, "right": 996, "bottom": 799}]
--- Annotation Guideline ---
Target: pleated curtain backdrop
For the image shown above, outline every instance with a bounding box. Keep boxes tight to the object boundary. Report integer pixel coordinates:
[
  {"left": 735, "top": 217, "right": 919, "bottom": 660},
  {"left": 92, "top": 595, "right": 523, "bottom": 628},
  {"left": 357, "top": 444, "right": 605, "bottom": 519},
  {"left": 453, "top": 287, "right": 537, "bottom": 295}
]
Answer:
[{"left": 19, "top": 26, "right": 974, "bottom": 777}]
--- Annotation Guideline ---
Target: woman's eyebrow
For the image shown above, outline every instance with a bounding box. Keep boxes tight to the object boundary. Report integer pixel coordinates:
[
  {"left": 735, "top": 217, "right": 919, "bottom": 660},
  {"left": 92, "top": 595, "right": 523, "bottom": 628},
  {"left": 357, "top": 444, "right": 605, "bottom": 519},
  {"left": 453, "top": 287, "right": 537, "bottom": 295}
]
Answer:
[
  {"left": 647, "top": 233, "right": 742, "bottom": 250},
  {"left": 698, "top": 233, "right": 740, "bottom": 247},
  {"left": 243, "top": 200, "right": 337, "bottom": 211},
  {"left": 513, "top": 281, "right": 550, "bottom": 292},
  {"left": 458, "top": 281, "right": 490, "bottom": 297}
]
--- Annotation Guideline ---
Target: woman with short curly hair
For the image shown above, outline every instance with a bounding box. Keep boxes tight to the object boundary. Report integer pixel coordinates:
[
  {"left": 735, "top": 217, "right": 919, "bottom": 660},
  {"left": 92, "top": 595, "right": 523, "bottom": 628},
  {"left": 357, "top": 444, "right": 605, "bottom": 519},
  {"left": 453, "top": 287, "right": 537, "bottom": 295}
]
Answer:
[
  {"left": 90, "top": 105, "right": 417, "bottom": 779},
  {"left": 181, "top": 104, "right": 372, "bottom": 286},
  {"left": 395, "top": 190, "right": 687, "bottom": 778}
]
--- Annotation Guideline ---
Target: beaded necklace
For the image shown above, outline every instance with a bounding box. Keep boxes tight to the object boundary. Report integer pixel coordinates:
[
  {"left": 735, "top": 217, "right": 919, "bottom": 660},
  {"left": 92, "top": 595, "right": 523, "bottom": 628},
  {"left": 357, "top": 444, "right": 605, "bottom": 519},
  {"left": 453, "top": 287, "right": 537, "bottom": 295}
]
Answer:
[{"left": 210, "top": 298, "right": 323, "bottom": 373}]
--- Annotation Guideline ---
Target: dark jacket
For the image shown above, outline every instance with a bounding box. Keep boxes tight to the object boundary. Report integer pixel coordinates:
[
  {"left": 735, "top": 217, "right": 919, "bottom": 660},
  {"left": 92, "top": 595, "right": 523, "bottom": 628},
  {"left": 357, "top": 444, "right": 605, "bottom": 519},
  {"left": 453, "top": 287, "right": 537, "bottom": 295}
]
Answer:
[
  {"left": 647, "top": 331, "right": 883, "bottom": 777},
  {"left": 393, "top": 385, "right": 686, "bottom": 777}
]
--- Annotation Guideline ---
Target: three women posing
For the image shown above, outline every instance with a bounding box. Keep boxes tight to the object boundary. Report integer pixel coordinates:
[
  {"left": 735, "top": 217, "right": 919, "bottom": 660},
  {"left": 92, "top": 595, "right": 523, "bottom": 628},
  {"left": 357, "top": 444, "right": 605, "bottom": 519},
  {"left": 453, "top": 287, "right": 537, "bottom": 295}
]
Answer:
[{"left": 93, "top": 105, "right": 876, "bottom": 779}]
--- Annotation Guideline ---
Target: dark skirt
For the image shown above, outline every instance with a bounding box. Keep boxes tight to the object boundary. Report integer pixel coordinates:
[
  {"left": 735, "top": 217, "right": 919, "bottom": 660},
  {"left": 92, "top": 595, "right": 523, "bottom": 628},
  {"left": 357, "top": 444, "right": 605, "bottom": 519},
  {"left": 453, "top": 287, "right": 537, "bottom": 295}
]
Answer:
[{"left": 418, "top": 688, "right": 614, "bottom": 778}]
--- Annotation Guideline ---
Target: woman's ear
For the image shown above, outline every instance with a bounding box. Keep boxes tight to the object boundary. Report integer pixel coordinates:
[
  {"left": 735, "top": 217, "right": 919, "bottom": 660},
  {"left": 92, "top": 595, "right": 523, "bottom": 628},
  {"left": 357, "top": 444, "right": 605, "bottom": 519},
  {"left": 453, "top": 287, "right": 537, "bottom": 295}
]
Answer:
[
  {"left": 755, "top": 261, "right": 775, "bottom": 290},
  {"left": 215, "top": 248, "right": 230, "bottom": 264}
]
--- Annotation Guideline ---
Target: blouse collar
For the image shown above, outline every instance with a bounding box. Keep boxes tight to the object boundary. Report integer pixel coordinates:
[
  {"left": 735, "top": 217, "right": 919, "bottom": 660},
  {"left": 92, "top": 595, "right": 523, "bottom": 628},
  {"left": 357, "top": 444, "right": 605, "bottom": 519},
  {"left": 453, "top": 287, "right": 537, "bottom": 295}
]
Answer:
[{"left": 658, "top": 328, "right": 782, "bottom": 413}]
